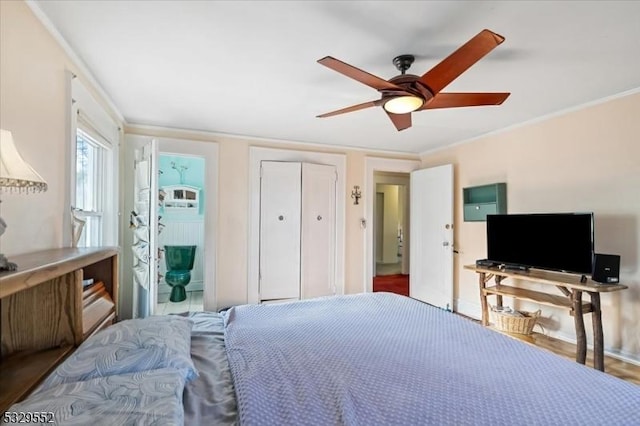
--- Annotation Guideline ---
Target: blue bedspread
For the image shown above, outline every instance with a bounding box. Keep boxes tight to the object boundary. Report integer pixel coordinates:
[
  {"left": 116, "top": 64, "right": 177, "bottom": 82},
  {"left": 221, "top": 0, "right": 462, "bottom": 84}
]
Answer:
[{"left": 224, "top": 292, "right": 639, "bottom": 425}]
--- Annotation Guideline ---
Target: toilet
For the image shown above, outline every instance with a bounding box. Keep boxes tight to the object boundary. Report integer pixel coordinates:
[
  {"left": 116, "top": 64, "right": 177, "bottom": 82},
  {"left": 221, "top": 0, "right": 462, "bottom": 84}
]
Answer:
[{"left": 164, "top": 245, "right": 196, "bottom": 302}]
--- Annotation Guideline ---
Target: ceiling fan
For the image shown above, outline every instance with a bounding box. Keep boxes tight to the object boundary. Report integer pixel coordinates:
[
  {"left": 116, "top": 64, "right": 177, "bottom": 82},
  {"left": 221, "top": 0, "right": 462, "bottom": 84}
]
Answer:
[{"left": 317, "top": 29, "right": 510, "bottom": 131}]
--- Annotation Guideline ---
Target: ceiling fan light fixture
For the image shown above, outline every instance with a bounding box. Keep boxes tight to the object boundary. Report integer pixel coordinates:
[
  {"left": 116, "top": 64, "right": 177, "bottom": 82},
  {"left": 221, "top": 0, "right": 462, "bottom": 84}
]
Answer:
[{"left": 383, "top": 96, "right": 424, "bottom": 114}]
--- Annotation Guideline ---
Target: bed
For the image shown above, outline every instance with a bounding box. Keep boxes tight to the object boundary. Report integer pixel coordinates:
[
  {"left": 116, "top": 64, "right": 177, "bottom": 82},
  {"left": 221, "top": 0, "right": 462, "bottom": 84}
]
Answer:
[{"left": 5, "top": 293, "right": 639, "bottom": 425}]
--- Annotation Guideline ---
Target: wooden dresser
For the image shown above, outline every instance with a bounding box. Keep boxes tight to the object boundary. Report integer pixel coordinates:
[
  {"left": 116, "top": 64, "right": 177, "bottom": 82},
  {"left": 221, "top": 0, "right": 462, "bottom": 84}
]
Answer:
[{"left": 0, "top": 247, "right": 119, "bottom": 413}]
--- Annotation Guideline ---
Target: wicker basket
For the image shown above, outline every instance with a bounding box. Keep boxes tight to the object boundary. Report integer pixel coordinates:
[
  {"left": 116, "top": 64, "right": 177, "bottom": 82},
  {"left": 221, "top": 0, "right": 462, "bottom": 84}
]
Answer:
[{"left": 490, "top": 306, "right": 541, "bottom": 335}]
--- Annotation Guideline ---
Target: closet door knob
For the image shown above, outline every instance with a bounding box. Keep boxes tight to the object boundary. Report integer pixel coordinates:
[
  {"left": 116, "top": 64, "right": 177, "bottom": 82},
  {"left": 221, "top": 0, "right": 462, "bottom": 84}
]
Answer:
[
  {"left": 317, "top": 215, "right": 322, "bottom": 221},
  {"left": 278, "top": 215, "right": 284, "bottom": 221}
]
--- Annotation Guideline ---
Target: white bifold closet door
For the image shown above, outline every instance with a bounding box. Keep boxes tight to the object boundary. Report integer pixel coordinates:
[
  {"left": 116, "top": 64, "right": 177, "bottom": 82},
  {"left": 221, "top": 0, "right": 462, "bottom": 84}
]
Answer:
[
  {"left": 259, "top": 162, "right": 302, "bottom": 300},
  {"left": 259, "top": 161, "right": 337, "bottom": 302},
  {"left": 301, "top": 163, "right": 337, "bottom": 299}
]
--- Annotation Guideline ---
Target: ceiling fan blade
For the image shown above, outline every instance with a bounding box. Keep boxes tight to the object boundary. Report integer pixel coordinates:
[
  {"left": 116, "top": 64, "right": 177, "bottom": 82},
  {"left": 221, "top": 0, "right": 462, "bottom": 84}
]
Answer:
[
  {"left": 317, "top": 100, "right": 380, "bottom": 118},
  {"left": 419, "top": 29, "right": 505, "bottom": 94},
  {"left": 421, "top": 92, "right": 510, "bottom": 110},
  {"left": 318, "top": 56, "right": 404, "bottom": 92},
  {"left": 386, "top": 111, "right": 412, "bottom": 131}
]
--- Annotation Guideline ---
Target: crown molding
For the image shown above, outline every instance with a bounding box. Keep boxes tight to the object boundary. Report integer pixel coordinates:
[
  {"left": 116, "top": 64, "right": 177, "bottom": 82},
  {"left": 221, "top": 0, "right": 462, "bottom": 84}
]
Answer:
[{"left": 125, "top": 123, "right": 420, "bottom": 158}]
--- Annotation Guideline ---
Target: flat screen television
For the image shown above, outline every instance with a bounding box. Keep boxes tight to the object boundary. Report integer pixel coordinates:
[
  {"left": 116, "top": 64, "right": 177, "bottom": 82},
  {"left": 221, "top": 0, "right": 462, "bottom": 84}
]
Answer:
[{"left": 486, "top": 213, "right": 594, "bottom": 274}]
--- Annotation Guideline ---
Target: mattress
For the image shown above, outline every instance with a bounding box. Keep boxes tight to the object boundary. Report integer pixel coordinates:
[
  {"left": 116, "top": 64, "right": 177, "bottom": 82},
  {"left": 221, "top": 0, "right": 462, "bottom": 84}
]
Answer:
[{"left": 222, "top": 292, "right": 640, "bottom": 425}]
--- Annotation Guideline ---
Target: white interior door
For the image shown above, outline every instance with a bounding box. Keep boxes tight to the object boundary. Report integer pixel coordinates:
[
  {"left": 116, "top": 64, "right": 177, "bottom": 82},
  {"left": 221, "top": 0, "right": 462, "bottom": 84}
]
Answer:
[
  {"left": 409, "top": 164, "right": 453, "bottom": 310},
  {"left": 259, "top": 161, "right": 301, "bottom": 301},
  {"left": 301, "top": 163, "right": 337, "bottom": 299},
  {"left": 132, "top": 140, "right": 158, "bottom": 318}
]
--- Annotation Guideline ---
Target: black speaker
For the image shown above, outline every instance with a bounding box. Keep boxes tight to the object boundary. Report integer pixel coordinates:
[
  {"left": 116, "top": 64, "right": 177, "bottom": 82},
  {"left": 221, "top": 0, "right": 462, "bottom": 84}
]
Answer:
[{"left": 592, "top": 254, "right": 620, "bottom": 284}]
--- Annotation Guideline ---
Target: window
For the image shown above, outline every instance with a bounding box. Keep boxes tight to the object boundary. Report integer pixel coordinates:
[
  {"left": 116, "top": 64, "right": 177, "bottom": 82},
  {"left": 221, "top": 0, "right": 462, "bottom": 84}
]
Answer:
[
  {"left": 74, "top": 127, "right": 107, "bottom": 247},
  {"left": 69, "top": 74, "right": 119, "bottom": 248}
]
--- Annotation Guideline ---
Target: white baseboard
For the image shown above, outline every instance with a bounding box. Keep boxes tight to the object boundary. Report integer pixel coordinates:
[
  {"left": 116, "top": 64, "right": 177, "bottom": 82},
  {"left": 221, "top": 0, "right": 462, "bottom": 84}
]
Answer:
[
  {"left": 550, "top": 331, "right": 640, "bottom": 366},
  {"left": 454, "top": 298, "right": 482, "bottom": 320}
]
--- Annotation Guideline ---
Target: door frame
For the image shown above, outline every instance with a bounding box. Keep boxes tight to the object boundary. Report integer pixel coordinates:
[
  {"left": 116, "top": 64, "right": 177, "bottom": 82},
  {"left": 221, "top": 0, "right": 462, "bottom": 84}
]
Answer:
[
  {"left": 156, "top": 138, "right": 218, "bottom": 312},
  {"left": 248, "top": 147, "right": 346, "bottom": 304},
  {"left": 364, "top": 157, "right": 421, "bottom": 293}
]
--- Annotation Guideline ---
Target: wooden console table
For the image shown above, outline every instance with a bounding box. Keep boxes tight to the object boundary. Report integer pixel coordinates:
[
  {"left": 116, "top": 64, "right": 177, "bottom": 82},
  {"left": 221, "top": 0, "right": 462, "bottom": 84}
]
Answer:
[
  {"left": 0, "top": 247, "right": 119, "bottom": 413},
  {"left": 464, "top": 264, "right": 627, "bottom": 372}
]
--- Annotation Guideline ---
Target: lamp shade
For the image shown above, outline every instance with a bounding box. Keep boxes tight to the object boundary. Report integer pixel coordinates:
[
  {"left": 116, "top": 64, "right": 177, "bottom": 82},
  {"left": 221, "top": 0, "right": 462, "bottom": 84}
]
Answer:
[{"left": 0, "top": 129, "right": 48, "bottom": 193}]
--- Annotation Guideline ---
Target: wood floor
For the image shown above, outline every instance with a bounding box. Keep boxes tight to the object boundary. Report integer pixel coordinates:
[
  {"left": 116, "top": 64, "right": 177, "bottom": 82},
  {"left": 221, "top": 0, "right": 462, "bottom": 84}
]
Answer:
[
  {"left": 456, "top": 312, "right": 639, "bottom": 385},
  {"left": 529, "top": 332, "right": 640, "bottom": 385},
  {"left": 476, "top": 326, "right": 639, "bottom": 385},
  {"left": 373, "top": 274, "right": 409, "bottom": 297}
]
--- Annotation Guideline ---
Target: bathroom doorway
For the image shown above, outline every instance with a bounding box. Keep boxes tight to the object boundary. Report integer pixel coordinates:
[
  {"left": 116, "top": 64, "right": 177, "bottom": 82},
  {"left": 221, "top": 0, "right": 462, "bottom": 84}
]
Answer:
[
  {"left": 125, "top": 134, "right": 218, "bottom": 319},
  {"left": 155, "top": 153, "right": 205, "bottom": 314}
]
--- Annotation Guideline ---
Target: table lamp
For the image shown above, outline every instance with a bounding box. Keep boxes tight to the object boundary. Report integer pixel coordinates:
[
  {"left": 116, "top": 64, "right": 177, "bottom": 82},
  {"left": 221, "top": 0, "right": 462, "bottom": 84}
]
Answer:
[{"left": 0, "top": 129, "right": 48, "bottom": 271}]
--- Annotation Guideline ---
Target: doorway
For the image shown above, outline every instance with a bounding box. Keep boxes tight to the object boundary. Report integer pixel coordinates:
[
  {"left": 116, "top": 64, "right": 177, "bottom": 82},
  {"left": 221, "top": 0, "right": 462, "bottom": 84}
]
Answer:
[
  {"left": 364, "top": 157, "right": 454, "bottom": 309},
  {"left": 373, "top": 173, "right": 410, "bottom": 296},
  {"left": 155, "top": 153, "right": 205, "bottom": 314},
  {"left": 125, "top": 134, "right": 218, "bottom": 319},
  {"left": 364, "top": 157, "right": 420, "bottom": 294}
]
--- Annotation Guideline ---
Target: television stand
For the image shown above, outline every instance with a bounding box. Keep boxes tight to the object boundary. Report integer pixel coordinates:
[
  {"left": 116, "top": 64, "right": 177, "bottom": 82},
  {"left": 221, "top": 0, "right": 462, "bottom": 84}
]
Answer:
[{"left": 464, "top": 264, "right": 628, "bottom": 372}]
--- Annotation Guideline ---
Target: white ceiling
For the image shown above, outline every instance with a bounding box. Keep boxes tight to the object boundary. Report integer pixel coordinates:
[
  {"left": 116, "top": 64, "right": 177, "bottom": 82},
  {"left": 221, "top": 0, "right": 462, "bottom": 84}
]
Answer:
[{"left": 32, "top": 1, "right": 640, "bottom": 154}]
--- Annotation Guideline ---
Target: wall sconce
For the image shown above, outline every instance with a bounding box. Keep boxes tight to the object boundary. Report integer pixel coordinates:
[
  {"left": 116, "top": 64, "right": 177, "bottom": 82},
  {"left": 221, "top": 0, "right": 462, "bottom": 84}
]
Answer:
[
  {"left": 0, "top": 129, "right": 49, "bottom": 271},
  {"left": 351, "top": 185, "right": 361, "bottom": 205}
]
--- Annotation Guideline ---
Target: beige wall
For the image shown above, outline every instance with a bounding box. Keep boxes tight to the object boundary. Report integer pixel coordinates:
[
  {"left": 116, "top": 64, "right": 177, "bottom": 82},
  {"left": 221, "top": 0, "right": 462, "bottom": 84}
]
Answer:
[
  {"left": 344, "top": 151, "right": 367, "bottom": 295},
  {"left": 125, "top": 127, "right": 417, "bottom": 314},
  {"left": 421, "top": 92, "right": 640, "bottom": 360},
  {"left": 0, "top": 1, "right": 122, "bottom": 256}
]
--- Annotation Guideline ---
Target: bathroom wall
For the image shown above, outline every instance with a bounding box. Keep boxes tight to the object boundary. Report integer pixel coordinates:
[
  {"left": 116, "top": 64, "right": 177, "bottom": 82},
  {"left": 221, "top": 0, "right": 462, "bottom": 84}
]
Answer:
[
  {"left": 158, "top": 154, "right": 205, "bottom": 294},
  {"left": 158, "top": 154, "right": 206, "bottom": 216}
]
